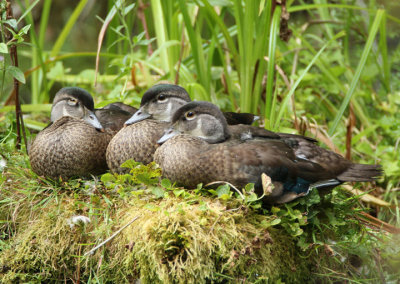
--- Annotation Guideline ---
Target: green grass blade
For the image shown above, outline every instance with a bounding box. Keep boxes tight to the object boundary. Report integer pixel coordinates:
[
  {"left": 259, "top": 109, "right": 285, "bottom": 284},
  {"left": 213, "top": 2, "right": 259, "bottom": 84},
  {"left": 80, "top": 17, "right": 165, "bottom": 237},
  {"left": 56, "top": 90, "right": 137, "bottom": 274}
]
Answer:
[
  {"left": 199, "top": 0, "right": 239, "bottom": 70},
  {"left": 291, "top": 29, "right": 371, "bottom": 129},
  {"left": 328, "top": 9, "right": 384, "bottom": 136},
  {"left": 51, "top": 0, "right": 89, "bottom": 57},
  {"left": 150, "top": 0, "right": 171, "bottom": 78},
  {"left": 241, "top": 0, "right": 256, "bottom": 112},
  {"left": 264, "top": 5, "right": 281, "bottom": 128},
  {"left": 251, "top": 1, "right": 272, "bottom": 114},
  {"left": 233, "top": 0, "right": 245, "bottom": 111},
  {"left": 314, "top": 0, "right": 333, "bottom": 39},
  {"left": 37, "top": 0, "right": 52, "bottom": 103},
  {"left": 105, "top": 0, "right": 120, "bottom": 59},
  {"left": 17, "top": 0, "right": 40, "bottom": 24},
  {"left": 0, "top": 104, "right": 52, "bottom": 113},
  {"left": 386, "top": 13, "right": 400, "bottom": 25},
  {"left": 179, "top": 0, "right": 209, "bottom": 93},
  {"left": 274, "top": 31, "right": 346, "bottom": 131},
  {"left": 379, "top": 11, "right": 390, "bottom": 93}
]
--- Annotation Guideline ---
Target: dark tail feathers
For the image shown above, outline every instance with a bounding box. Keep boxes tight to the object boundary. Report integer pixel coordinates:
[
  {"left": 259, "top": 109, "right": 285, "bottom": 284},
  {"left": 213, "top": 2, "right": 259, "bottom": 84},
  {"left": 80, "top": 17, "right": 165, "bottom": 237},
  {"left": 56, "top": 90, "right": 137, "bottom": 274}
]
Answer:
[{"left": 337, "top": 164, "right": 382, "bottom": 182}]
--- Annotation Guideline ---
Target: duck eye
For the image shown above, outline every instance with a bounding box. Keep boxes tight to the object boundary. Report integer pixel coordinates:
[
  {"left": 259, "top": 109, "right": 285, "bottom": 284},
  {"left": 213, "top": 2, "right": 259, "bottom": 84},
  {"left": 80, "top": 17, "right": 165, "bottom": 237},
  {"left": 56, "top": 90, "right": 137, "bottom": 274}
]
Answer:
[
  {"left": 185, "top": 111, "right": 195, "bottom": 120},
  {"left": 157, "top": 94, "right": 167, "bottom": 101},
  {"left": 67, "top": 99, "right": 78, "bottom": 106}
]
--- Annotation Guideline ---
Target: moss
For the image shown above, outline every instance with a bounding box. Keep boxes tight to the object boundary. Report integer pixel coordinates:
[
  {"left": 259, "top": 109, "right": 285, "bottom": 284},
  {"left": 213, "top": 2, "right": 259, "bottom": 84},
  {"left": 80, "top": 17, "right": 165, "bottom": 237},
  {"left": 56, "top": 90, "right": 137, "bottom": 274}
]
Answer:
[
  {"left": 0, "top": 189, "right": 314, "bottom": 283},
  {"left": 0, "top": 151, "right": 396, "bottom": 283},
  {"left": 116, "top": 198, "right": 312, "bottom": 283}
]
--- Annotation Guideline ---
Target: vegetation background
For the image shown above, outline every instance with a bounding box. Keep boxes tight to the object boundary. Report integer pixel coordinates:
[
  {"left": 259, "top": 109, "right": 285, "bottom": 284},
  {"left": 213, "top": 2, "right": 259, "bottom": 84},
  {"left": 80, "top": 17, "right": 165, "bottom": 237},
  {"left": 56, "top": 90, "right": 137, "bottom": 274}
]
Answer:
[{"left": 0, "top": 0, "right": 399, "bottom": 282}]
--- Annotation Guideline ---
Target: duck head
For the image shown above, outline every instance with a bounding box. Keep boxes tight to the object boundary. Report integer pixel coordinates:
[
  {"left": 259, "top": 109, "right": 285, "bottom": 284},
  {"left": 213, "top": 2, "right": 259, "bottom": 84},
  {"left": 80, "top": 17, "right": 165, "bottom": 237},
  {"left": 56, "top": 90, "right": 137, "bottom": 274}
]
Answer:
[
  {"left": 158, "top": 101, "right": 231, "bottom": 144},
  {"left": 51, "top": 87, "right": 104, "bottom": 131},
  {"left": 124, "top": 84, "right": 191, "bottom": 125}
]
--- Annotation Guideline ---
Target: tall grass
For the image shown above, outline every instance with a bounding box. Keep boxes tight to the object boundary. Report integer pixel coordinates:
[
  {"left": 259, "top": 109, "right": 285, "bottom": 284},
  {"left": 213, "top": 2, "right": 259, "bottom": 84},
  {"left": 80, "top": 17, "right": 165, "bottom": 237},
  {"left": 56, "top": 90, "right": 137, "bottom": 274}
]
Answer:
[
  {"left": 3, "top": 1, "right": 395, "bottom": 131},
  {"left": 1, "top": 0, "right": 399, "bottom": 163}
]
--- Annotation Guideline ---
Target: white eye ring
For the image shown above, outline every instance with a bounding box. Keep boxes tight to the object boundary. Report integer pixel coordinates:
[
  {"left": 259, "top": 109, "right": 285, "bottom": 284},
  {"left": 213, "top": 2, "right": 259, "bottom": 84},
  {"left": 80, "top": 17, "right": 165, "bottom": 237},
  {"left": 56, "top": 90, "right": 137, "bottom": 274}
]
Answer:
[
  {"left": 67, "top": 99, "right": 78, "bottom": 106},
  {"left": 185, "top": 111, "right": 195, "bottom": 120}
]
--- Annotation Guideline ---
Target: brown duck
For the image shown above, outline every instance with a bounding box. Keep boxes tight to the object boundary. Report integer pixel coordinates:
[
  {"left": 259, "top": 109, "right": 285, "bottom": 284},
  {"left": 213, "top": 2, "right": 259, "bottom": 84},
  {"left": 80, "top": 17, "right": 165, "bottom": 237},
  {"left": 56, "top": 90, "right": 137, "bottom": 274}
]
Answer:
[
  {"left": 95, "top": 102, "right": 137, "bottom": 133},
  {"left": 29, "top": 87, "right": 113, "bottom": 179},
  {"left": 106, "top": 84, "right": 259, "bottom": 173},
  {"left": 154, "top": 101, "right": 382, "bottom": 204}
]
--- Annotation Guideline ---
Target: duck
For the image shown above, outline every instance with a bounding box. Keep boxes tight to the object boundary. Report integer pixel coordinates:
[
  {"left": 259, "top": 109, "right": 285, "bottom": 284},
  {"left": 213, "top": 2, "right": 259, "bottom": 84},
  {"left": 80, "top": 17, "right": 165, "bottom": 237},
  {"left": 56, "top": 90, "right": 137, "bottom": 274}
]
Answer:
[
  {"left": 95, "top": 102, "right": 137, "bottom": 133},
  {"left": 106, "top": 84, "right": 191, "bottom": 173},
  {"left": 154, "top": 101, "right": 382, "bottom": 204},
  {"left": 106, "top": 84, "right": 260, "bottom": 173},
  {"left": 29, "top": 87, "right": 113, "bottom": 179}
]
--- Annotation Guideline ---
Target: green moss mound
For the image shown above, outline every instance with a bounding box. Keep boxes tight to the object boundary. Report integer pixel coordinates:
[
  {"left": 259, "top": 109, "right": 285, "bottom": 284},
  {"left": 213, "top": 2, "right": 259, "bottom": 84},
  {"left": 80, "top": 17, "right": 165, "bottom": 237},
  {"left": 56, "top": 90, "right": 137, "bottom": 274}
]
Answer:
[
  {"left": 117, "top": 199, "right": 311, "bottom": 283},
  {"left": 0, "top": 193, "right": 312, "bottom": 283},
  {"left": 0, "top": 150, "right": 398, "bottom": 283}
]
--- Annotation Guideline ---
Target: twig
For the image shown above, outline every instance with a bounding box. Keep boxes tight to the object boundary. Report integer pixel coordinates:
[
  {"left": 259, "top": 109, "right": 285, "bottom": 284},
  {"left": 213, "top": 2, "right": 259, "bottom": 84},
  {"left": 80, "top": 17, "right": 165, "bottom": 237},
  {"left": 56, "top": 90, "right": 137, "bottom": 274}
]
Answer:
[
  {"left": 94, "top": 4, "right": 117, "bottom": 86},
  {"left": 341, "top": 184, "right": 390, "bottom": 208},
  {"left": 84, "top": 215, "right": 141, "bottom": 256},
  {"left": 205, "top": 181, "right": 245, "bottom": 200},
  {"left": 6, "top": 1, "right": 26, "bottom": 151},
  {"left": 357, "top": 211, "right": 400, "bottom": 234}
]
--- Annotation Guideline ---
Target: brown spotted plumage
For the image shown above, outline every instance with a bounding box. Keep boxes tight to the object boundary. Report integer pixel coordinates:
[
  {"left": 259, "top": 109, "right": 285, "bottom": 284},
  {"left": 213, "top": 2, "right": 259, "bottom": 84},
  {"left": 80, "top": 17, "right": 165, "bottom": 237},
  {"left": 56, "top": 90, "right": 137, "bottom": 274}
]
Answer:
[
  {"left": 106, "top": 84, "right": 260, "bottom": 173},
  {"left": 106, "top": 84, "right": 191, "bottom": 173},
  {"left": 29, "top": 87, "right": 113, "bottom": 179},
  {"left": 154, "top": 101, "right": 382, "bottom": 204},
  {"left": 106, "top": 120, "right": 167, "bottom": 173},
  {"left": 29, "top": 116, "right": 112, "bottom": 178}
]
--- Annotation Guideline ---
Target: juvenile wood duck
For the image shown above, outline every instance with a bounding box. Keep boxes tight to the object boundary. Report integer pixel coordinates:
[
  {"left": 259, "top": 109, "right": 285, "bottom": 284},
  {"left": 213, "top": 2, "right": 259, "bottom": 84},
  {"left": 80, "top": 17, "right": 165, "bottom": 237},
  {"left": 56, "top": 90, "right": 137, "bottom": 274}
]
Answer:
[
  {"left": 154, "top": 101, "right": 382, "bottom": 204},
  {"left": 29, "top": 87, "right": 113, "bottom": 179},
  {"left": 106, "top": 84, "right": 260, "bottom": 173},
  {"left": 106, "top": 84, "right": 191, "bottom": 173}
]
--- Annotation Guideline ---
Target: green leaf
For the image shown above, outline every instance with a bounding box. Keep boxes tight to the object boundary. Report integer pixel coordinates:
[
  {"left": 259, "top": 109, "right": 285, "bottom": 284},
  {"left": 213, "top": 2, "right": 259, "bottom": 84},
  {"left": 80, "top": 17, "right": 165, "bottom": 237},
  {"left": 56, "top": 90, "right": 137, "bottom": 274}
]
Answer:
[
  {"left": 216, "top": 184, "right": 230, "bottom": 197},
  {"left": 18, "top": 24, "right": 31, "bottom": 35},
  {"left": 121, "top": 159, "right": 139, "bottom": 169},
  {"left": 136, "top": 173, "right": 157, "bottom": 185},
  {"left": 271, "top": 207, "right": 280, "bottom": 214},
  {"left": 7, "top": 66, "right": 26, "bottom": 84},
  {"left": 5, "top": 19, "right": 17, "bottom": 30},
  {"left": 245, "top": 193, "right": 258, "bottom": 202},
  {"left": 151, "top": 187, "right": 165, "bottom": 199},
  {"left": 173, "top": 189, "right": 185, "bottom": 197},
  {"left": 101, "top": 173, "right": 116, "bottom": 183},
  {"left": 161, "top": 178, "right": 172, "bottom": 189},
  {"left": 123, "top": 3, "right": 135, "bottom": 16},
  {"left": 0, "top": 43, "right": 8, "bottom": 53},
  {"left": 244, "top": 183, "right": 254, "bottom": 192},
  {"left": 270, "top": 218, "right": 281, "bottom": 226}
]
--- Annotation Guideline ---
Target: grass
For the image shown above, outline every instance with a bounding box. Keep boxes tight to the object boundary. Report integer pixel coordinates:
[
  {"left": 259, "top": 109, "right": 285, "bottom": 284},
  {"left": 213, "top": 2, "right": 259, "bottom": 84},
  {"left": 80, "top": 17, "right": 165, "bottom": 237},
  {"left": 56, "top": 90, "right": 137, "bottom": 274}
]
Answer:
[{"left": 1, "top": 0, "right": 400, "bottom": 282}]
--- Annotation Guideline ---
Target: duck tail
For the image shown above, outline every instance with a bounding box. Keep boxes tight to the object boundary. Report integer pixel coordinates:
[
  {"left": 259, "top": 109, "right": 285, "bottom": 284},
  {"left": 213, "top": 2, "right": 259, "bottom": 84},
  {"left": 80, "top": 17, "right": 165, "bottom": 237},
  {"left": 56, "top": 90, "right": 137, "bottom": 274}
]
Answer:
[{"left": 337, "top": 164, "right": 383, "bottom": 182}]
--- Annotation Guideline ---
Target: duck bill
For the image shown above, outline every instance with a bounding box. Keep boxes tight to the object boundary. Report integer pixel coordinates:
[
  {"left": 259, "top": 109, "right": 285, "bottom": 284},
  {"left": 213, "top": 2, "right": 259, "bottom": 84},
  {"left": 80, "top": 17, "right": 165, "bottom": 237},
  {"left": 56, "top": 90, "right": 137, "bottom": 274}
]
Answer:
[
  {"left": 84, "top": 110, "right": 104, "bottom": 132},
  {"left": 124, "top": 107, "right": 151, "bottom": 125},
  {"left": 157, "top": 128, "right": 180, "bottom": 144}
]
